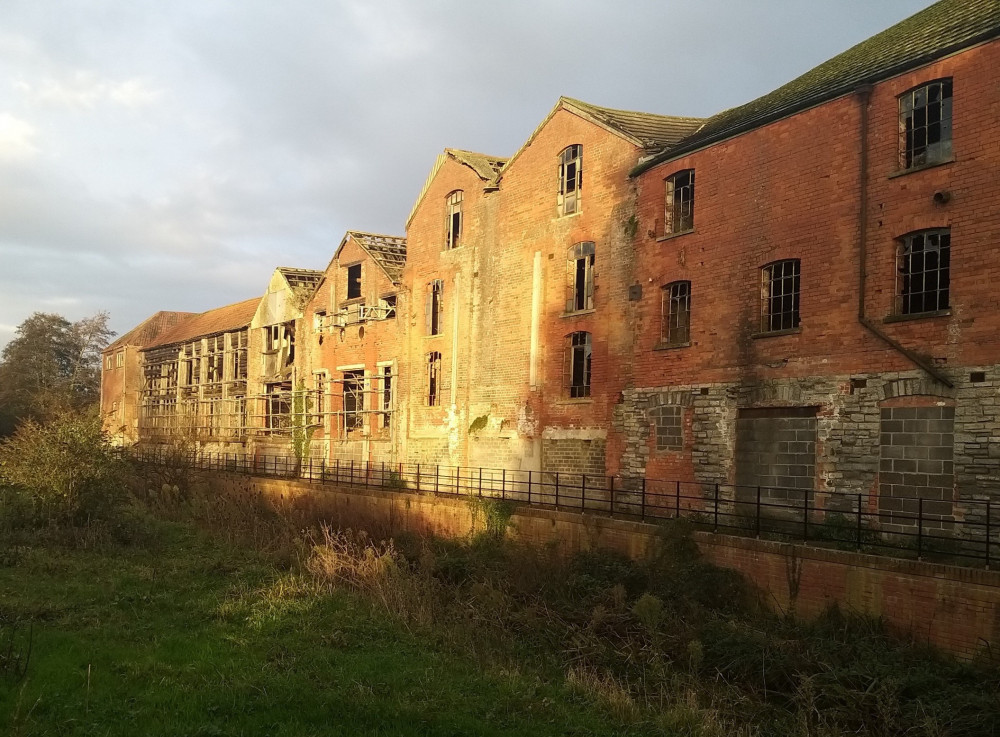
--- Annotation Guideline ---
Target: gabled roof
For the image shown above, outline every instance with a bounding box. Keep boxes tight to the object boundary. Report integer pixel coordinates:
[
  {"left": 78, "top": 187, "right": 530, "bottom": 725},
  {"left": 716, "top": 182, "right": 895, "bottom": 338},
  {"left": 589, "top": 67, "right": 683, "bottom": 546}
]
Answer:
[
  {"left": 142, "top": 297, "right": 260, "bottom": 351},
  {"left": 633, "top": 0, "right": 1000, "bottom": 175},
  {"left": 277, "top": 267, "right": 323, "bottom": 292},
  {"left": 104, "top": 311, "right": 194, "bottom": 353},
  {"left": 335, "top": 231, "right": 407, "bottom": 283},
  {"left": 405, "top": 148, "right": 507, "bottom": 228}
]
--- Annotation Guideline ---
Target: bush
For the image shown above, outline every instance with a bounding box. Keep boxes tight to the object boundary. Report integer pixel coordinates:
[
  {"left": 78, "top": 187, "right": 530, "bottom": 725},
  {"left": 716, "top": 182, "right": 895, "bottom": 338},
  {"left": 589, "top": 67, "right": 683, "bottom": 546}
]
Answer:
[{"left": 0, "top": 409, "right": 130, "bottom": 527}]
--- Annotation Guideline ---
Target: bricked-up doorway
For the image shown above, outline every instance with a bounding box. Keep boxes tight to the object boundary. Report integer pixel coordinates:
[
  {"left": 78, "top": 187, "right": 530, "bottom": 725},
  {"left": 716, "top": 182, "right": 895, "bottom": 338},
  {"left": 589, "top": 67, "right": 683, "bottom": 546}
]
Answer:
[
  {"left": 878, "top": 404, "right": 955, "bottom": 532},
  {"left": 734, "top": 407, "right": 817, "bottom": 513}
]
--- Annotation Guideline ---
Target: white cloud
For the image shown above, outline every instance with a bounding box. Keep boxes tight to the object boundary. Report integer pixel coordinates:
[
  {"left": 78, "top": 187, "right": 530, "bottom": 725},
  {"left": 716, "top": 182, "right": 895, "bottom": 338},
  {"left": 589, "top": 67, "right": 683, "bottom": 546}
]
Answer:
[
  {"left": 15, "top": 71, "right": 163, "bottom": 110},
  {"left": 0, "top": 112, "right": 37, "bottom": 159}
]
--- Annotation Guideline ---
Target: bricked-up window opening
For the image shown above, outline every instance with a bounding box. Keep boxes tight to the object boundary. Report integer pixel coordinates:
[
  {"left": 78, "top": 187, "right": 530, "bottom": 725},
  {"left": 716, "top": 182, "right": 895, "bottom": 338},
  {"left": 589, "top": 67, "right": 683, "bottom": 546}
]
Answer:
[
  {"left": 558, "top": 144, "right": 582, "bottom": 216},
  {"left": 343, "top": 370, "right": 364, "bottom": 430},
  {"left": 381, "top": 294, "right": 396, "bottom": 319},
  {"left": 760, "top": 259, "right": 800, "bottom": 333},
  {"left": 899, "top": 78, "right": 952, "bottom": 170},
  {"left": 427, "top": 351, "right": 441, "bottom": 406},
  {"left": 426, "top": 279, "right": 444, "bottom": 335},
  {"left": 897, "top": 229, "right": 950, "bottom": 315},
  {"left": 664, "top": 169, "right": 694, "bottom": 234},
  {"left": 566, "top": 331, "right": 592, "bottom": 398},
  {"left": 566, "top": 241, "right": 595, "bottom": 313},
  {"left": 346, "top": 263, "right": 362, "bottom": 300},
  {"left": 445, "top": 190, "right": 463, "bottom": 250},
  {"left": 380, "top": 365, "right": 393, "bottom": 428},
  {"left": 661, "top": 280, "right": 691, "bottom": 346},
  {"left": 652, "top": 405, "right": 683, "bottom": 450}
]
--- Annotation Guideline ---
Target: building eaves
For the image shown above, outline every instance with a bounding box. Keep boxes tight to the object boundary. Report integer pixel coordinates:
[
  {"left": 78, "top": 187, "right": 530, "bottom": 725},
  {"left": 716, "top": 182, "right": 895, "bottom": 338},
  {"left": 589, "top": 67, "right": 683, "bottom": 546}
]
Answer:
[
  {"left": 142, "top": 297, "right": 260, "bottom": 351},
  {"left": 632, "top": 0, "right": 1000, "bottom": 176},
  {"left": 104, "top": 311, "right": 195, "bottom": 353}
]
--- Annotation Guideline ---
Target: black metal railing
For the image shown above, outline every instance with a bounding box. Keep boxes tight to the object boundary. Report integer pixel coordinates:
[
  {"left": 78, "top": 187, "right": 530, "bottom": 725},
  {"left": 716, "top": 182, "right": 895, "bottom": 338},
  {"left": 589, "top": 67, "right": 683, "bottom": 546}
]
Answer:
[{"left": 128, "top": 449, "right": 999, "bottom": 569}]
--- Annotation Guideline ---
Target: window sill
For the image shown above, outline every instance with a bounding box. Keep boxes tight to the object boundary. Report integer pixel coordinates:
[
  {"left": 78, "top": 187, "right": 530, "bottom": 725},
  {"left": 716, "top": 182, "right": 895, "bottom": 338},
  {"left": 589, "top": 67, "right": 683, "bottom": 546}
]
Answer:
[
  {"left": 888, "top": 157, "right": 955, "bottom": 179},
  {"left": 751, "top": 327, "right": 802, "bottom": 340},
  {"left": 442, "top": 245, "right": 466, "bottom": 253},
  {"left": 561, "top": 308, "right": 596, "bottom": 318},
  {"left": 422, "top": 334, "right": 444, "bottom": 339},
  {"left": 656, "top": 228, "right": 695, "bottom": 242},
  {"left": 883, "top": 309, "right": 951, "bottom": 324},
  {"left": 554, "top": 397, "right": 593, "bottom": 405},
  {"left": 653, "top": 340, "right": 691, "bottom": 351},
  {"left": 554, "top": 210, "right": 582, "bottom": 222}
]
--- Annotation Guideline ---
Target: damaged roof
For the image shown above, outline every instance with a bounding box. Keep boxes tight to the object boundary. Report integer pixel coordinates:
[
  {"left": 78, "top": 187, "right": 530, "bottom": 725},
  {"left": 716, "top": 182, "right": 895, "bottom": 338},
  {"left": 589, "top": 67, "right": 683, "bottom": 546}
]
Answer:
[
  {"left": 104, "top": 311, "right": 195, "bottom": 353},
  {"left": 341, "top": 231, "right": 407, "bottom": 282},
  {"left": 633, "top": 0, "right": 1000, "bottom": 175},
  {"left": 444, "top": 149, "right": 507, "bottom": 181},
  {"left": 560, "top": 97, "right": 705, "bottom": 151},
  {"left": 277, "top": 267, "right": 323, "bottom": 292},
  {"left": 143, "top": 297, "right": 260, "bottom": 351}
]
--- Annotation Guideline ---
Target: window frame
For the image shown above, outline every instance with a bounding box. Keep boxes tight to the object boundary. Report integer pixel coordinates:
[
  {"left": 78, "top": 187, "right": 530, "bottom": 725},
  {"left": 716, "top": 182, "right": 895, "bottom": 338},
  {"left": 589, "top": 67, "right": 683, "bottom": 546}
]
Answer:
[
  {"left": 760, "top": 259, "right": 801, "bottom": 334},
  {"left": 566, "top": 331, "right": 592, "bottom": 399},
  {"left": 663, "top": 169, "right": 695, "bottom": 235},
  {"left": 445, "top": 190, "right": 463, "bottom": 250},
  {"left": 661, "top": 280, "right": 691, "bottom": 347},
  {"left": 566, "top": 241, "right": 595, "bottom": 313},
  {"left": 558, "top": 144, "right": 582, "bottom": 216},
  {"left": 346, "top": 262, "right": 363, "bottom": 301},
  {"left": 342, "top": 369, "right": 365, "bottom": 431},
  {"left": 898, "top": 78, "right": 953, "bottom": 171},
  {"left": 426, "top": 279, "right": 444, "bottom": 336},
  {"left": 895, "top": 228, "right": 951, "bottom": 316},
  {"left": 427, "top": 351, "right": 442, "bottom": 406}
]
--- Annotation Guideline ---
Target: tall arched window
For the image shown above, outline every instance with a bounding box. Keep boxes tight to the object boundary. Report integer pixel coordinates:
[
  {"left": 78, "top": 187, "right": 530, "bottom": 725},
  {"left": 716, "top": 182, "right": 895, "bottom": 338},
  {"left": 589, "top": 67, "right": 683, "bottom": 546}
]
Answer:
[
  {"left": 566, "top": 241, "right": 595, "bottom": 313},
  {"left": 566, "top": 331, "right": 592, "bottom": 398},
  {"left": 445, "top": 190, "right": 463, "bottom": 250},
  {"left": 661, "top": 280, "right": 691, "bottom": 346}
]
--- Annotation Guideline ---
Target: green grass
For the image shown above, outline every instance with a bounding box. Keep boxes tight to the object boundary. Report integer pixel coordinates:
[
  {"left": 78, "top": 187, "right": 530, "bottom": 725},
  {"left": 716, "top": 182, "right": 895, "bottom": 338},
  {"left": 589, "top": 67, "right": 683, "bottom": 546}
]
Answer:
[{"left": 0, "top": 523, "right": 642, "bottom": 737}]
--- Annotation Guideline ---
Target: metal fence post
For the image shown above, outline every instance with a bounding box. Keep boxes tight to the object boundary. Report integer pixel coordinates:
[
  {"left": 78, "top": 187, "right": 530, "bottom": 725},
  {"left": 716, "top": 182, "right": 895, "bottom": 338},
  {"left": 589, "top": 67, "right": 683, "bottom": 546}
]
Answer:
[
  {"left": 581, "top": 474, "right": 586, "bottom": 512},
  {"left": 802, "top": 489, "right": 809, "bottom": 542},
  {"left": 478, "top": 467, "right": 483, "bottom": 497},
  {"left": 917, "top": 497, "right": 924, "bottom": 560},
  {"left": 555, "top": 472, "right": 560, "bottom": 508},
  {"left": 609, "top": 476, "right": 614, "bottom": 516},
  {"left": 527, "top": 470, "right": 532, "bottom": 504},
  {"left": 988, "top": 500, "right": 992, "bottom": 570},
  {"left": 365, "top": 461, "right": 369, "bottom": 489},
  {"left": 350, "top": 459, "right": 355, "bottom": 486},
  {"left": 714, "top": 483, "right": 719, "bottom": 532},
  {"left": 641, "top": 478, "right": 646, "bottom": 521},
  {"left": 675, "top": 481, "right": 680, "bottom": 519},
  {"left": 756, "top": 486, "right": 762, "bottom": 538},
  {"left": 456, "top": 466, "right": 461, "bottom": 496},
  {"left": 435, "top": 465, "right": 440, "bottom": 494},
  {"left": 416, "top": 464, "right": 421, "bottom": 492},
  {"left": 856, "top": 493, "right": 863, "bottom": 552},
  {"left": 501, "top": 469, "right": 506, "bottom": 500}
]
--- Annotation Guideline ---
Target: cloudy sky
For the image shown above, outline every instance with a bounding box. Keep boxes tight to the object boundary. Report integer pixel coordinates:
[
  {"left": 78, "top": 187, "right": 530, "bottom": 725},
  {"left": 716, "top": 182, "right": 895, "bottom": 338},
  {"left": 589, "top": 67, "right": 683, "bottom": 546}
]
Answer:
[{"left": 0, "top": 0, "right": 930, "bottom": 346}]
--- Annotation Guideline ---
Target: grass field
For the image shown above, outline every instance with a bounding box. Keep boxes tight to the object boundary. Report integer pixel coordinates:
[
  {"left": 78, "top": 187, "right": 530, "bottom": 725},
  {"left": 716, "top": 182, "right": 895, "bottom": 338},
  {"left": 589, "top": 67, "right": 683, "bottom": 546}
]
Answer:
[{"left": 0, "top": 522, "right": 642, "bottom": 737}]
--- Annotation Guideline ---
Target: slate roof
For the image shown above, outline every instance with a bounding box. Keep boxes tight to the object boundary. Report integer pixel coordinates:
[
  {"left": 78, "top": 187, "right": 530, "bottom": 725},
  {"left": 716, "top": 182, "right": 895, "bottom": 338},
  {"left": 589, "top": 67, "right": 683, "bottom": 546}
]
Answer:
[
  {"left": 345, "top": 231, "right": 407, "bottom": 282},
  {"left": 104, "top": 311, "right": 195, "bottom": 353},
  {"left": 445, "top": 149, "right": 507, "bottom": 181},
  {"left": 560, "top": 97, "right": 705, "bottom": 151},
  {"left": 634, "top": 0, "right": 1000, "bottom": 175},
  {"left": 143, "top": 297, "right": 260, "bottom": 351}
]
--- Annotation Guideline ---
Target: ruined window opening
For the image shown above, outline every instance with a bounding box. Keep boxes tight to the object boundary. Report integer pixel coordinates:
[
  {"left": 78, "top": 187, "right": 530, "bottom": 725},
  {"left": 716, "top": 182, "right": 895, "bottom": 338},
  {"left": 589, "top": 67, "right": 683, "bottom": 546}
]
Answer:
[
  {"left": 264, "top": 325, "right": 281, "bottom": 353},
  {"left": 566, "top": 331, "right": 592, "bottom": 398},
  {"left": 265, "top": 382, "right": 292, "bottom": 431},
  {"left": 899, "top": 78, "right": 952, "bottom": 170},
  {"left": 381, "top": 294, "right": 397, "bottom": 319},
  {"left": 342, "top": 370, "right": 364, "bottom": 430},
  {"left": 661, "top": 280, "right": 691, "bottom": 346},
  {"left": 313, "top": 370, "right": 328, "bottom": 423},
  {"left": 313, "top": 310, "right": 326, "bottom": 332},
  {"left": 231, "top": 329, "right": 248, "bottom": 381},
  {"left": 760, "top": 259, "right": 800, "bottom": 333},
  {"left": 426, "top": 280, "right": 443, "bottom": 336},
  {"left": 182, "top": 342, "right": 201, "bottom": 387},
  {"left": 566, "top": 241, "right": 595, "bottom": 313},
  {"left": 897, "top": 229, "right": 950, "bottom": 315},
  {"left": 558, "top": 144, "right": 582, "bottom": 216},
  {"left": 115, "top": 351, "right": 124, "bottom": 368},
  {"left": 106, "top": 355, "right": 113, "bottom": 370},
  {"left": 380, "top": 365, "right": 393, "bottom": 428},
  {"left": 346, "top": 263, "right": 362, "bottom": 300},
  {"left": 445, "top": 190, "right": 463, "bottom": 250},
  {"left": 664, "top": 169, "right": 695, "bottom": 234},
  {"left": 427, "top": 351, "right": 441, "bottom": 406}
]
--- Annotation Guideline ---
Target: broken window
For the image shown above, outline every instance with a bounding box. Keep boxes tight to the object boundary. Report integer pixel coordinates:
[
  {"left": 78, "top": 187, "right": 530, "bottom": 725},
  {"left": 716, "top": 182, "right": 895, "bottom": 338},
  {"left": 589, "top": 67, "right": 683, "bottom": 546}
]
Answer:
[
  {"left": 313, "top": 310, "right": 326, "bottom": 332},
  {"left": 313, "top": 370, "right": 328, "bottom": 425},
  {"left": 558, "top": 144, "right": 582, "bottom": 216},
  {"left": 899, "top": 79, "right": 952, "bottom": 170},
  {"left": 566, "top": 331, "right": 592, "bottom": 398},
  {"left": 264, "top": 325, "right": 281, "bottom": 353},
  {"left": 664, "top": 169, "right": 695, "bottom": 234},
  {"left": 897, "top": 229, "right": 950, "bottom": 315},
  {"left": 230, "top": 329, "right": 248, "bottom": 381},
  {"left": 115, "top": 351, "right": 124, "bottom": 368},
  {"left": 426, "top": 280, "right": 443, "bottom": 336},
  {"left": 182, "top": 342, "right": 201, "bottom": 387},
  {"left": 343, "top": 370, "right": 364, "bottom": 430},
  {"left": 566, "top": 241, "right": 595, "bottom": 313},
  {"left": 661, "top": 280, "right": 691, "bottom": 346},
  {"left": 346, "top": 263, "right": 362, "bottom": 300},
  {"left": 427, "top": 351, "right": 441, "bottom": 406},
  {"left": 760, "top": 259, "right": 800, "bottom": 333},
  {"left": 381, "top": 294, "right": 397, "bottom": 319},
  {"left": 380, "top": 365, "right": 393, "bottom": 429},
  {"left": 265, "top": 382, "right": 291, "bottom": 431},
  {"left": 445, "top": 190, "right": 463, "bottom": 250},
  {"left": 206, "top": 335, "right": 224, "bottom": 384}
]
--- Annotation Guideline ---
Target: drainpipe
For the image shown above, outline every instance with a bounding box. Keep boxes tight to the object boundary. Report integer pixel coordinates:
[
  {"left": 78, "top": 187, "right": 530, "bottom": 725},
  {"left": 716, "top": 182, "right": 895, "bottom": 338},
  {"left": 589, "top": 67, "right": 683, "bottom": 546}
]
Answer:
[{"left": 854, "top": 85, "right": 953, "bottom": 388}]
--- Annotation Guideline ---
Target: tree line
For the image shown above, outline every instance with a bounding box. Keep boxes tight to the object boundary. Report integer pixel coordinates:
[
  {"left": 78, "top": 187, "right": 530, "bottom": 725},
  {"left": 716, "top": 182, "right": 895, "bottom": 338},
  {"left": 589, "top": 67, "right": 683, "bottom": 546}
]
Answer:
[{"left": 0, "top": 312, "right": 115, "bottom": 436}]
